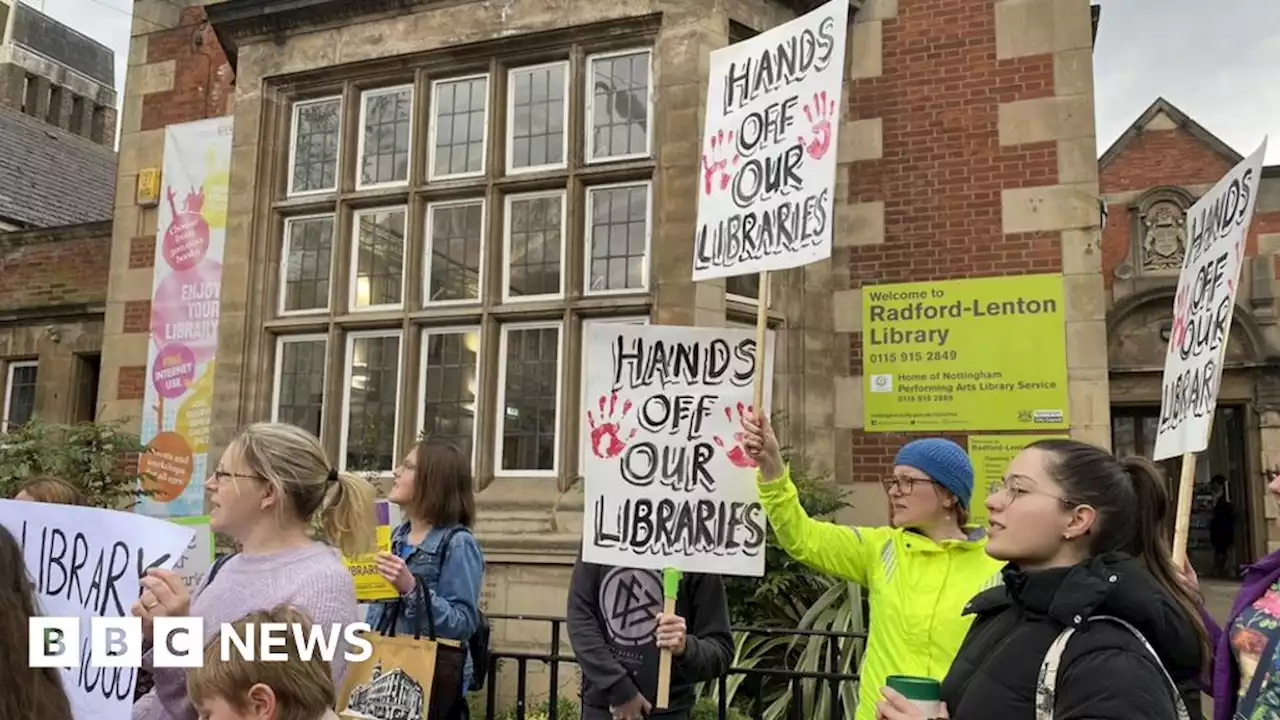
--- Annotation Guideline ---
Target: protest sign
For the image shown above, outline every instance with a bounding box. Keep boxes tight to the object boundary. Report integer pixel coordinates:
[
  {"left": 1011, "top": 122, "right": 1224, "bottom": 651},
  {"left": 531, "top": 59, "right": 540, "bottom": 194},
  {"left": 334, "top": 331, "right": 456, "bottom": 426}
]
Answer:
[
  {"left": 344, "top": 500, "right": 398, "bottom": 602},
  {"left": 0, "top": 499, "right": 194, "bottom": 720},
  {"left": 1154, "top": 139, "right": 1268, "bottom": 461},
  {"left": 170, "top": 516, "right": 213, "bottom": 594},
  {"left": 692, "top": 0, "right": 848, "bottom": 281},
  {"left": 861, "top": 274, "right": 1069, "bottom": 432},
  {"left": 580, "top": 324, "right": 775, "bottom": 576}
]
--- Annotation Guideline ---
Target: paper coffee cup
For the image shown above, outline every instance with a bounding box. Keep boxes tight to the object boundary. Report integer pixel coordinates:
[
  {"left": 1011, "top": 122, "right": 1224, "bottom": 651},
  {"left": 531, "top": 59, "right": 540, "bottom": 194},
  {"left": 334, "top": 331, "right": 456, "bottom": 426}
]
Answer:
[{"left": 885, "top": 675, "right": 942, "bottom": 718}]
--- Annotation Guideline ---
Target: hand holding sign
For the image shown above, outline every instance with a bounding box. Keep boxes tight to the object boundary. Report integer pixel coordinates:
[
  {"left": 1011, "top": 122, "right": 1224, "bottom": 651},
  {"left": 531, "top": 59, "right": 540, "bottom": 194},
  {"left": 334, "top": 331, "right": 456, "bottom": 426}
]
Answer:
[
  {"left": 740, "top": 411, "right": 784, "bottom": 482},
  {"left": 134, "top": 568, "right": 190, "bottom": 639}
]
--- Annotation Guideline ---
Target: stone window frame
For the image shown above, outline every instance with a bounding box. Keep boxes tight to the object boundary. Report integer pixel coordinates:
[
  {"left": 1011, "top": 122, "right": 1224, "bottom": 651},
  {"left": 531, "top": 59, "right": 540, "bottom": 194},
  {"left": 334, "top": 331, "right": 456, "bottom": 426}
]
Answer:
[
  {"left": 2, "top": 360, "right": 38, "bottom": 433},
  {"left": 1131, "top": 185, "right": 1196, "bottom": 277},
  {"left": 259, "top": 22, "right": 659, "bottom": 486}
]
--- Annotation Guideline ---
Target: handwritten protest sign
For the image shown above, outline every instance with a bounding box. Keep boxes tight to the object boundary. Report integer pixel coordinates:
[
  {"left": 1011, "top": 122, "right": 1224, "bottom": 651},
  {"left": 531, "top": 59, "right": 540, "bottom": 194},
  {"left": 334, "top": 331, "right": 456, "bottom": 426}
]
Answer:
[
  {"left": 1153, "top": 138, "right": 1268, "bottom": 460},
  {"left": 0, "top": 499, "right": 194, "bottom": 720},
  {"left": 580, "top": 324, "right": 775, "bottom": 576},
  {"left": 171, "top": 515, "right": 213, "bottom": 594},
  {"left": 692, "top": 0, "right": 848, "bottom": 281}
]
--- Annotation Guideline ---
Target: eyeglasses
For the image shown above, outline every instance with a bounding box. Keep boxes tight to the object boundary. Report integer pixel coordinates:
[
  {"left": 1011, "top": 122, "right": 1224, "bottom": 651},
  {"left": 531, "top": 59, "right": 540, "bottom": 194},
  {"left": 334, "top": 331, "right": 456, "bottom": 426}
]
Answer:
[
  {"left": 208, "top": 470, "right": 263, "bottom": 485},
  {"left": 881, "top": 476, "right": 932, "bottom": 495},
  {"left": 988, "top": 475, "right": 1079, "bottom": 507}
]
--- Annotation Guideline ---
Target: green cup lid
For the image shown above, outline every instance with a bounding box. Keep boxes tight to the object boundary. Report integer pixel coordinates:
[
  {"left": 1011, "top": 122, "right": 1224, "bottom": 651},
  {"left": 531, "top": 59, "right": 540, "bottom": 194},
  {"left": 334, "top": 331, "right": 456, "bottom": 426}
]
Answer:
[{"left": 885, "top": 675, "right": 941, "bottom": 702}]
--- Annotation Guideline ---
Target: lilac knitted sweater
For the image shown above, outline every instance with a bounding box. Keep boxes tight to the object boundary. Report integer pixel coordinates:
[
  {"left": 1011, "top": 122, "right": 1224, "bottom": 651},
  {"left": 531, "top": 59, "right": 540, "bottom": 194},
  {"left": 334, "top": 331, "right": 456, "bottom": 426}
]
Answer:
[{"left": 132, "top": 542, "right": 360, "bottom": 720}]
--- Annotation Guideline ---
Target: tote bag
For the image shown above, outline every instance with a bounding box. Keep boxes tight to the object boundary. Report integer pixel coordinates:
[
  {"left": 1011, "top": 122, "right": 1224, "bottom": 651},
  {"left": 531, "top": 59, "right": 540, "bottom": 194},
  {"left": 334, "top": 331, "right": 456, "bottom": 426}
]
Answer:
[{"left": 337, "top": 577, "right": 467, "bottom": 720}]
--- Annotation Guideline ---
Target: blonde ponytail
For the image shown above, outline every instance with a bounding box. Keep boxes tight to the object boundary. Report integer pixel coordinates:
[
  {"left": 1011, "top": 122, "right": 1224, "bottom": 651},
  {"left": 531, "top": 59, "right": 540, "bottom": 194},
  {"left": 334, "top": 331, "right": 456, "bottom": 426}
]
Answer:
[{"left": 320, "top": 471, "right": 376, "bottom": 557}]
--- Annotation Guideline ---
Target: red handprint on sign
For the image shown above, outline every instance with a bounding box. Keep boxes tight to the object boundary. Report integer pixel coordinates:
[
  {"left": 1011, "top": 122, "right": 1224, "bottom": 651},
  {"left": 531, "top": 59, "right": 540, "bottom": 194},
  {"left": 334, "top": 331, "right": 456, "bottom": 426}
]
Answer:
[
  {"left": 587, "top": 393, "right": 637, "bottom": 459},
  {"left": 1169, "top": 286, "right": 1191, "bottom": 354},
  {"left": 713, "top": 402, "right": 758, "bottom": 469},
  {"left": 798, "top": 91, "right": 836, "bottom": 161},
  {"left": 701, "top": 130, "right": 740, "bottom": 196}
]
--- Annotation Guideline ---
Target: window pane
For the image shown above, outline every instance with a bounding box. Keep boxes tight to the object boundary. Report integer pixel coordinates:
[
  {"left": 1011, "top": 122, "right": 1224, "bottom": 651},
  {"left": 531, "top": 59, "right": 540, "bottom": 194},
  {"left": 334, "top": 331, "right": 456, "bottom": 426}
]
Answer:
[
  {"left": 275, "top": 340, "right": 326, "bottom": 436},
  {"left": 587, "top": 184, "right": 648, "bottom": 292},
  {"left": 421, "top": 330, "right": 480, "bottom": 460},
  {"left": 353, "top": 208, "right": 406, "bottom": 308},
  {"left": 727, "top": 273, "right": 760, "bottom": 300},
  {"left": 4, "top": 363, "right": 37, "bottom": 430},
  {"left": 426, "top": 201, "right": 483, "bottom": 302},
  {"left": 360, "top": 87, "right": 413, "bottom": 186},
  {"left": 506, "top": 193, "right": 562, "bottom": 298},
  {"left": 290, "top": 98, "right": 341, "bottom": 193},
  {"left": 589, "top": 51, "right": 650, "bottom": 160},
  {"left": 508, "top": 63, "right": 566, "bottom": 170},
  {"left": 346, "top": 334, "right": 400, "bottom": 472},
  {"left": 432, "top": 76, "right": 488, "bottom": 177},
  {"left": 282, "top": 216, "right": 334, "bottom": 312},
  {"left": 500, "top": 326, "right": 559, "bottom": 472}
]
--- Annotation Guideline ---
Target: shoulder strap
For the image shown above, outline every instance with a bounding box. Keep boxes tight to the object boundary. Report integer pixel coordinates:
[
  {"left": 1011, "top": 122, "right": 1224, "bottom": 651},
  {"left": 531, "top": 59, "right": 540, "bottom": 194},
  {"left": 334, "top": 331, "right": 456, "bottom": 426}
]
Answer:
[
  {"left": 436, "top": 526, "right": 470, "bottom": 571},
  {"left": 205, "top": 552, "right": 236, "bottom": 587},
  {"left": 1035, "top": 616, "right": 1190, "bottom": 720}
]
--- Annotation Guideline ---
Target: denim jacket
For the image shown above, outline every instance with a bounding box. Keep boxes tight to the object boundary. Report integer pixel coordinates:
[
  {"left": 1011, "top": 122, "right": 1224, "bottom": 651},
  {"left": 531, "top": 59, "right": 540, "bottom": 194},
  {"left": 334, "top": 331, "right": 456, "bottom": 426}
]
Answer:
[{"left": 364, "top": 522, "right": 485, "bottom": 691}]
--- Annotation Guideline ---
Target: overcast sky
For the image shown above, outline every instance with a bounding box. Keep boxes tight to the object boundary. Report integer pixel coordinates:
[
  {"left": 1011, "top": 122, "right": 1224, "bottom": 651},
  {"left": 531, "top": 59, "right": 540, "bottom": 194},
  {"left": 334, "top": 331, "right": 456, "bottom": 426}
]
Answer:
[{"left": 20, "top": 0, "right": 1280, "bottom": 162}]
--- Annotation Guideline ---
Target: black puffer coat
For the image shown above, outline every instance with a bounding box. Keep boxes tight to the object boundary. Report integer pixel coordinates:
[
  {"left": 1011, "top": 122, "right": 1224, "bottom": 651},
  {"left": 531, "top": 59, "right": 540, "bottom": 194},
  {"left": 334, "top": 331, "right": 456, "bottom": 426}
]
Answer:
[{"left": 941, "top": 553, "right": 1204, "bottom": 719}]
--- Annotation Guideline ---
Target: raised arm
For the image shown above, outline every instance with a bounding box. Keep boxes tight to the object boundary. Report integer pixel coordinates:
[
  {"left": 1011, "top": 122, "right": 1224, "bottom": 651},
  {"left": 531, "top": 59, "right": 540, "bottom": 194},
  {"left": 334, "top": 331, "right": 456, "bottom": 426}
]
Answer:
[{"left": 758, "top": 465, "right": 887, "bottom": 587}]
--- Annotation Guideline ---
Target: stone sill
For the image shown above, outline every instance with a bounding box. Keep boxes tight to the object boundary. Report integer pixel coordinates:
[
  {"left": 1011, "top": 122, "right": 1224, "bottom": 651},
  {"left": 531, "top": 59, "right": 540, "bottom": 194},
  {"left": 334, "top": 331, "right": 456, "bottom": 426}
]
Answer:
[{"left": 478, "top": 532, "right": 580, "bottom": 564}]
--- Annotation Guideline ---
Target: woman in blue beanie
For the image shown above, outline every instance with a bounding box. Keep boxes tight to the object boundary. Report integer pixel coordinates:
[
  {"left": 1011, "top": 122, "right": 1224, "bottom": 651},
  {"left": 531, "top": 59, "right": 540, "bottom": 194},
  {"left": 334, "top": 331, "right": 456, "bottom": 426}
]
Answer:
[{"left": 739, "top": 412, "right": 1004, "bottom": 720}]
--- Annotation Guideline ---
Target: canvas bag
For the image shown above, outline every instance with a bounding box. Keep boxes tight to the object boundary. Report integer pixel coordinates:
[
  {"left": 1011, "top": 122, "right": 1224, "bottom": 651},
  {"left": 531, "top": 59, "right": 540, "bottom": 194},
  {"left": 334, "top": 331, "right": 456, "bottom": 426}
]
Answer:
[
  {"left": 1035, "top": 615, "right": 1191, "bottom": 720},
  {"left": 337, "top": 573, "right": 468, "bottom": 720}
]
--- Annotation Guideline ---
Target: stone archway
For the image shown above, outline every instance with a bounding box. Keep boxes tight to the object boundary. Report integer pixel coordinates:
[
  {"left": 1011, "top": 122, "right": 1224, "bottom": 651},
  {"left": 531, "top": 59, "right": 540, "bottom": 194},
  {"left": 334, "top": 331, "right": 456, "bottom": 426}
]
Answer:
[{"left": 1107, "top": 286, "right": 1264, "bottom": 372}]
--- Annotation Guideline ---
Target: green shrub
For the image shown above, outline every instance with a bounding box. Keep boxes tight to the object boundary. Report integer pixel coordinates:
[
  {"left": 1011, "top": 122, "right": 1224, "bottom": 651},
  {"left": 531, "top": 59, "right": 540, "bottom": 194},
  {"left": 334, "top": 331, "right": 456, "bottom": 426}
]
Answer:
[{"left": 0, "top": 419, "right": 152, "bottom": 509}]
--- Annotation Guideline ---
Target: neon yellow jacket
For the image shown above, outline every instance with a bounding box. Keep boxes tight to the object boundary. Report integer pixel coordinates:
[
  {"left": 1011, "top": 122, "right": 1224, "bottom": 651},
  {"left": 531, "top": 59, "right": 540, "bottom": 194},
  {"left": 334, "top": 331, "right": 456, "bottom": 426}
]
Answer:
[{"left": 757, "top": 467, "right": 1005, "bottom": 720}]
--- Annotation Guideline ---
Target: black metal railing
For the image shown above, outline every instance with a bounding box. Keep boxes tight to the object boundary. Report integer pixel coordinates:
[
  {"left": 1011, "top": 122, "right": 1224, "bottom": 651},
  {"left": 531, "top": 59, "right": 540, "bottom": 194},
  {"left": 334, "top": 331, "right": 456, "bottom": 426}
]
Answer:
[{"left": 474, "top": 613, "right": 864, "bottom": 720}]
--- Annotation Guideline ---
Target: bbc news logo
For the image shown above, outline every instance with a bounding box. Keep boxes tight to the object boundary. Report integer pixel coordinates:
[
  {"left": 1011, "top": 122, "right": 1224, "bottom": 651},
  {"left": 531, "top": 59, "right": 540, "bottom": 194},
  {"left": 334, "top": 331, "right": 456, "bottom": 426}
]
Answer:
[{"left": 29, "top": 617, "right": 374, "bottom": 668}]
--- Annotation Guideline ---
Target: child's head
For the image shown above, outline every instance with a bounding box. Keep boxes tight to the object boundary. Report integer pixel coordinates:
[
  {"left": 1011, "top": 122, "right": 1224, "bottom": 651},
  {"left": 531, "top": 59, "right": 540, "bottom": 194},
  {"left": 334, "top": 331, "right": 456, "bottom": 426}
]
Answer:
[
  {"left": 388, "top": 440, "right": 474, "bottom": 527},
  {"left": 14, "top": 475, "right": 83, "bottom": 505},
  {"left": 187, "top": 605, "right": 335, "bottom": 720}
]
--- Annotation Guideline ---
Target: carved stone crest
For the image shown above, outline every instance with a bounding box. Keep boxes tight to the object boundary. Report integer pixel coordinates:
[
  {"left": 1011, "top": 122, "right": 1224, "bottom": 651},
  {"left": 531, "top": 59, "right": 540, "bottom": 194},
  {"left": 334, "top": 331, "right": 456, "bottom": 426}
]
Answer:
[{"left": 1140, "top": 199, "right": 1186, "bottom": 272}]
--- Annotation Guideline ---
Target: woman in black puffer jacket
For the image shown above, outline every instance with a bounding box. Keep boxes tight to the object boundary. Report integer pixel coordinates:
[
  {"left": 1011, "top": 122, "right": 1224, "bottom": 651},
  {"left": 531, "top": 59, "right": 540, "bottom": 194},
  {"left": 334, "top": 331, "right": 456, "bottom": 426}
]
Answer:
[{"left": 876, "top": 439, "right": 1207, "bottom": 720}]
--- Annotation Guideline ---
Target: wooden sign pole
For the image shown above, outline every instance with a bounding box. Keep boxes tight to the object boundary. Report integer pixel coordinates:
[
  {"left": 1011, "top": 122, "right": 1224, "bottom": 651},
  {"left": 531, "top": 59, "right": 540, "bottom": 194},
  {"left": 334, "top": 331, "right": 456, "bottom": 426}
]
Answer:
[
  {"left": 1171, "top": 411, "right": 1214, "bottom": 568},
  {"left": 753, "top": 272, "right": 771, "bottom": 413}
]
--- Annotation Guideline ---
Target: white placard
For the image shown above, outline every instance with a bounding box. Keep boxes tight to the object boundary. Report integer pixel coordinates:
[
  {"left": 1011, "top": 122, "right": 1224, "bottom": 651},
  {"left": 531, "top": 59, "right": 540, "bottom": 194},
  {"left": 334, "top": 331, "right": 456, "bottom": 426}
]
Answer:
[
  {"left": 580, "top": 324, "right": 775, "bottom": 577},
  {"left": 170, "top": 516, "right": 213, "bottom": 594},
  {"left": 1154, "top": 138, "right": 1268, "bottom": 460},
  {"left": 692, "top": 0, "right": 849, "bottom": 282},
  {"left": 0, "top": 499, "right": 194, "bottom": 720}
]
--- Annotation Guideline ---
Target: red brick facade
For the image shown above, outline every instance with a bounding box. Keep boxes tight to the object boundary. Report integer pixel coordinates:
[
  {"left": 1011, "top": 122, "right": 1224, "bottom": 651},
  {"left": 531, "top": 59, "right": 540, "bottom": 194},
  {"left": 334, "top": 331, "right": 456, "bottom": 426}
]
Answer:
[
  {"left": 841, "top": 0, "right": 1072, "bottom": 482},
  {"left": 1100, "top": 121, "right": 1280, "bottom": 288},
  {"left": 0, "top": 222, "right": 111, "bottom": 312},
  {"left": 139, "top": 7, "right": 233, "bottom": 133}
]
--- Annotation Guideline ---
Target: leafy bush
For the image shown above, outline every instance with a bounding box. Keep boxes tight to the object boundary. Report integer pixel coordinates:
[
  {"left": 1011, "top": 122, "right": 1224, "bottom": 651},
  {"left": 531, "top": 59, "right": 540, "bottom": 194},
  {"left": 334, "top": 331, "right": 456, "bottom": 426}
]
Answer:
[
  {"left": 471, "top": 696, "right": 579, "bottom": 720},
  {"left": 0, "top": 419, "right": 152, "bottom": 509}
]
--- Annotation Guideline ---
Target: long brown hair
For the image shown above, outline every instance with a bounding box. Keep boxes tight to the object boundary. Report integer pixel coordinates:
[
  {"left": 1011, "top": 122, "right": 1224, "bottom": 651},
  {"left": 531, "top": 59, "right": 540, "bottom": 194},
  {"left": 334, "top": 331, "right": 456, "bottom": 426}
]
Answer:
[
  {"left": 1028, "top": 439, "right": 1209, "bottom": 661},
  {"left": 405, "top": 441, "right": 475, "bottom": 527},
  {"left": 0, "top": 523, "right": 73, "bottom": 719}
]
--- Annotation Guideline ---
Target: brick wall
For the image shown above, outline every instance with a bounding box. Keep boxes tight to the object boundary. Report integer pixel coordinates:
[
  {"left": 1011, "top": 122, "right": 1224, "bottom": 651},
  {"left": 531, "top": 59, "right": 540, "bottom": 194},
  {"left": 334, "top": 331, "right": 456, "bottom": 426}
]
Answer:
[
  {"left": 835, "top": 0, "right": 1092, "bottom": 485},
  {"left": 140, "top": 7, "right": 233, "bottom": 132},
  {"left": 1100, "top": 122, "right": 1280, "bottom": 285},
  {"left": 0, "top": 222, "right": 111, "bottom": 312}
]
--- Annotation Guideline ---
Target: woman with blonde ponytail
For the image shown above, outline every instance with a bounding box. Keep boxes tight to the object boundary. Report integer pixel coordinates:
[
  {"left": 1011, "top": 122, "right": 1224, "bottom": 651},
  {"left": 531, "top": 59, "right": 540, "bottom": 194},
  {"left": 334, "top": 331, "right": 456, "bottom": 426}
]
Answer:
[{"left": 131, "top": 422, "right": 377, "bottom": 720}]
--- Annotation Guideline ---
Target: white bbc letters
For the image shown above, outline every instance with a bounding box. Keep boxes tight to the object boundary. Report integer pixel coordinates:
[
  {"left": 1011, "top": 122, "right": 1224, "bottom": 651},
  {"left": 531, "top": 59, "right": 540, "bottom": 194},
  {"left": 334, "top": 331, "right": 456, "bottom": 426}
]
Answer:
[
  {"left": 29, "top": 617, "right": 79, "bottom": 668},
  {"left": 154, "top": 616, "right": 205, "bottom": 668},
  {"left": 91, "top": 616, "right": 143, "bottom": 667}
]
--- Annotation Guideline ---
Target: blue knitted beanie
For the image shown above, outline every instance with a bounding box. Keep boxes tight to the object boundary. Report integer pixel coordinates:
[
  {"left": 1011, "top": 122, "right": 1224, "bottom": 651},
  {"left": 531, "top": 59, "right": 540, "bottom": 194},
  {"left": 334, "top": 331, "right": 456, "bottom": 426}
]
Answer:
[{"left": 893, "top": 438, "right": 974, "bottom": 509}]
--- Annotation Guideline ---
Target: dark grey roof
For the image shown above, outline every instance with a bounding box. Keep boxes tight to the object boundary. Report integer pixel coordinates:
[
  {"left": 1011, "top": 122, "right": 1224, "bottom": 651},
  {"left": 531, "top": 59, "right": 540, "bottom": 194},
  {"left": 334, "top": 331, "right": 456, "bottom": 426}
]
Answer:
[
  {"left": 12, "top": 4, "right": 115, "bottom": 87},
  {"left": 0, "top": 105, "right": 117, "bottom": 229}
]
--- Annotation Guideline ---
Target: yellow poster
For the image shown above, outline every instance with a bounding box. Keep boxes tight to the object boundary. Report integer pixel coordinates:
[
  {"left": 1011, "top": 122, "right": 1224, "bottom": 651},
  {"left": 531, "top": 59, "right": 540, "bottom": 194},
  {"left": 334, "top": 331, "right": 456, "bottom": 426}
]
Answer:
[
  {"left": 343, "top": 501, "right": 399, "bottom": 602},
  {"left": 968, "top": 435, "right": 1068, "bottom": 526},
  {"left": 861, "top": 274, "right": 1069, "bottom": 432}
]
